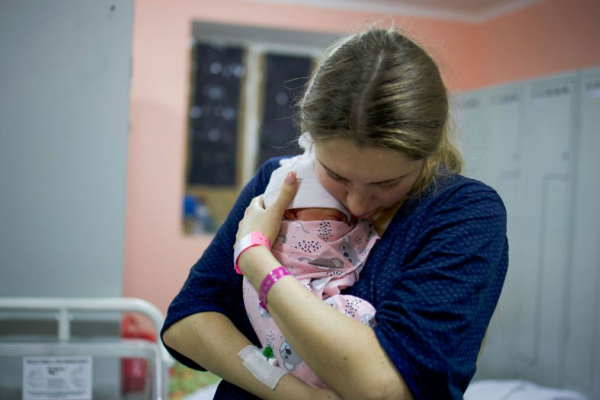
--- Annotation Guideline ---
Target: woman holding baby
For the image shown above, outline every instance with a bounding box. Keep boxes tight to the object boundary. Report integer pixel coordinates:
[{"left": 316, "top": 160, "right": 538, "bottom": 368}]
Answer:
[{"left": 162, "top": 27, "right": 508, "bottom": 400}]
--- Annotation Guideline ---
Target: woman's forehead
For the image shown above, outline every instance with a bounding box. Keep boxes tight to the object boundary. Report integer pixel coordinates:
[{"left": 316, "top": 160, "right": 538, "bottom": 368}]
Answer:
[{"left": 314, "top": 139, "right": 419, "bottom": 182}]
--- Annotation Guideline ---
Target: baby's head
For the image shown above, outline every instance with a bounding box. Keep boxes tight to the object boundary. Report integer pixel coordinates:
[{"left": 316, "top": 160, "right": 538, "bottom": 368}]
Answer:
[
  {"left": 263, "top": 133, "right": 351, "bottom": 223},
  {"left": 268, "top": 169, "right": 351, "bottom": 222},
  {"left": 283, "top": 207, "right": 348, "bottom": 223}
]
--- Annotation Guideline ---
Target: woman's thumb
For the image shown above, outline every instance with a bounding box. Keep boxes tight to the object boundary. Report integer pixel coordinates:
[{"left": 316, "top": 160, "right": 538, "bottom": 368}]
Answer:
[{"left": 274, "top": 171, "right": 298, "bottom": 211}]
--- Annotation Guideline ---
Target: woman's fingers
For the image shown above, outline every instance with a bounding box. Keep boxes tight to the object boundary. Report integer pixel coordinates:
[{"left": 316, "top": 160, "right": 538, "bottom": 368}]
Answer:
[
  {"left": 256, "top": 195, "right": 265, "bottom": 208},
  {"left": 235, "top": 173, "right": 297, "bottom": 252},
  {"left": 248, "top": 195, "right": 265, "bottom": 208},
  {"left": 272, "top": 171, "right": 297, "bottom": 214}
]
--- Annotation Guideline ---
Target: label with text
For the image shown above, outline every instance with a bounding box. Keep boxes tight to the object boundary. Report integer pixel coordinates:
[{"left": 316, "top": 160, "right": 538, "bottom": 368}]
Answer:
[{"left": 23, "top": 356, "right": 92, "bottom": 400}]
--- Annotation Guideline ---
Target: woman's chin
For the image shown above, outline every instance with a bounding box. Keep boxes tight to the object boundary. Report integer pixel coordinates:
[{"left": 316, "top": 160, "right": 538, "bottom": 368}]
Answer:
[{"left": 354, "top": 209, "right": 379, "bottom": 220}]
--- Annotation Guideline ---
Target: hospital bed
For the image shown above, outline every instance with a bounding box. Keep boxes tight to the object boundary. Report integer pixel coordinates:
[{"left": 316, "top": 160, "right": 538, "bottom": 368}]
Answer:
[{"left": 0, "top": 297, "right": 173, "bottom": 400}]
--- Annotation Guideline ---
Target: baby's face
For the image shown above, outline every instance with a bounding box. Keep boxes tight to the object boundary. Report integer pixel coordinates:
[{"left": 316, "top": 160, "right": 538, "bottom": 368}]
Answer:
[{"left": 284, "top": 208, "right": 348, "bottom": 223}]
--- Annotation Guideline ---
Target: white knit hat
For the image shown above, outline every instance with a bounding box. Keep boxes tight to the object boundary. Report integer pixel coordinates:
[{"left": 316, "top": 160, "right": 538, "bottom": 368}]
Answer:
[{"left": 263, "top": 132, "right": 350, "bottom": 220}]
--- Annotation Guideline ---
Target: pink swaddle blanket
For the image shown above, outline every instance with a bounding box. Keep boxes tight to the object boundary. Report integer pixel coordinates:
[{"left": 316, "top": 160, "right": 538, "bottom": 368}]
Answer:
[{"left": 243, "top": 218, "right": 379, "bottom": 388}]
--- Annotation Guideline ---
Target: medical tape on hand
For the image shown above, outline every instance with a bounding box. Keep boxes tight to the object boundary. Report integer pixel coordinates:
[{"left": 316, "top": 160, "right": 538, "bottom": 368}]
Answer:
[{"left": 238, "top": 345, "right": 287, "bottom": 389}]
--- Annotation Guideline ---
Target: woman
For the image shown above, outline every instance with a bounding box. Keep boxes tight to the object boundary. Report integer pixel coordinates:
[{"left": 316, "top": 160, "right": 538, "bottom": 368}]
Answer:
[{"left": 162, "top": 27, "right": 508, "bottom": 399}]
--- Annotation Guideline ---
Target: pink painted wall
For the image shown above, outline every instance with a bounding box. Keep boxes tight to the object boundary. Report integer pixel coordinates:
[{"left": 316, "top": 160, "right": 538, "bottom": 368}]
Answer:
[
  {"left": 123, "top": 0, "right": 600, "bottom": 316},
  {"left": 480, "top": 0, "right": 600, "bottom": 86}
]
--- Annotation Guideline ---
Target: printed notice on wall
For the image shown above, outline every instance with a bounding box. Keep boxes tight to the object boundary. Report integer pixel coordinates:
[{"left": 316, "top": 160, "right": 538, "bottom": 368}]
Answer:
[{"left": 23, "top": 357, "right": 92, "bottom": 400}]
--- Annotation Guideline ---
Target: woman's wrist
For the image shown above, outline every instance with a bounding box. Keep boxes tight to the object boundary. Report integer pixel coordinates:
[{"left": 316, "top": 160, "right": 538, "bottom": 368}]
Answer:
[
  {"left": 238, "top": 245, "right": 280, "bottom": 285},
  {"left": 258, "top": 266, "right": 292, "bottom": 309},
  {"left": 234, "top": 231, "right": 271, "bottom": 274}
]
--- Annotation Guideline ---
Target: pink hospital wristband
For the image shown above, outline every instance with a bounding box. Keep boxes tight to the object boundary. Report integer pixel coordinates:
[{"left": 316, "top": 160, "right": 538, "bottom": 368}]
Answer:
[
  {"left": 259, "top": 266, "right": 291, "bottom": 310},
  {"left": 234, "top": 231, "right": 271, "bottom": 274}
]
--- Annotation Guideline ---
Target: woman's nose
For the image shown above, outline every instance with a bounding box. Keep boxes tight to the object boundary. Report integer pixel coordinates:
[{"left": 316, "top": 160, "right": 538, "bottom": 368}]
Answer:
[{"left": 346, "top": 190, "right": 372, "bottom": 217}]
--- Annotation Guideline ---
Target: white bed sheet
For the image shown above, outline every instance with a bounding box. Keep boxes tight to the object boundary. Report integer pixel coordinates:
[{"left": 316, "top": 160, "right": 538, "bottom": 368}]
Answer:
[{"left": 465, "top": 380, "right": 590, "bottom": 400}]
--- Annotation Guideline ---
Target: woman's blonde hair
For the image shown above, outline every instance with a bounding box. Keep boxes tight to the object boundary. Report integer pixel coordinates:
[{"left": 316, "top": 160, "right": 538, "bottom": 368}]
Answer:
[{"left": 298, "top": 27, "right": 462, "bottom": 196}]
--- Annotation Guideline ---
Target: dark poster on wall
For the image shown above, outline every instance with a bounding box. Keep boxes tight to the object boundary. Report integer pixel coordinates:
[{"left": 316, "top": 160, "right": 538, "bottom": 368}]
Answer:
[
  {"left": 258, "top": 53, "right": 312, "bottom": 166},
  {"left": 187, "top": 43, "right": 244, "bottom": 187}
]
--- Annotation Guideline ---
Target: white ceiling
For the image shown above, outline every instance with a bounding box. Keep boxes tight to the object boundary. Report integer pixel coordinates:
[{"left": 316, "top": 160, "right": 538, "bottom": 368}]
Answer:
[{"left": 250, "top": 0, "right": 543, "bottom": 23}]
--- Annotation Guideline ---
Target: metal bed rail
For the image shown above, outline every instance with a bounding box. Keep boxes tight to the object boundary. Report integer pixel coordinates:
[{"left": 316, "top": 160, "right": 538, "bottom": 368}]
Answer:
[{"left": 0, "top": 297, "right": 174, "bottom": 400}]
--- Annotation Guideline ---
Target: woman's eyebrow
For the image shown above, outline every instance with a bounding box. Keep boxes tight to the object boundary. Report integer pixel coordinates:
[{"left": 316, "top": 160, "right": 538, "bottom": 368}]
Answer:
[{"left": 318, "top": 159, "right": 405, "bottom": 185}]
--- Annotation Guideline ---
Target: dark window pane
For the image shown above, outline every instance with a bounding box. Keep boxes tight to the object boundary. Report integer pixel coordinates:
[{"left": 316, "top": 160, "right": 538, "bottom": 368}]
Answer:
[
  {"left": 258, "top": 54, "right": 312, "bottom": 166},
  {"left": 187, "top": 43, "right": 244, "bottom": 187}
]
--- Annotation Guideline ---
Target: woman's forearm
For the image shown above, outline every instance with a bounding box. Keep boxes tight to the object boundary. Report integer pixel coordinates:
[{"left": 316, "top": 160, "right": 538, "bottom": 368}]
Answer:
[
  {"left": 241, "top": 247, "right": 413, "bottom": 400},
  {"left": 162, "top": 311, "right": 337, "bottom": 400}
]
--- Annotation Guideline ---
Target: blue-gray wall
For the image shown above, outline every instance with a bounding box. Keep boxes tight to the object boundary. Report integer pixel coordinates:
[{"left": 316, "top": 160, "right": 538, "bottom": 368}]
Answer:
[{"left": 0, "top": 0, "right": 133, "bottom": 298}]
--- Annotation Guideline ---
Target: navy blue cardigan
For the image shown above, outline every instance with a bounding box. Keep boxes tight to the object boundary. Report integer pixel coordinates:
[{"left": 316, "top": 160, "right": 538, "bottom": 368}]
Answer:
[{"left": 162, "top": 158, "right": 508, "bottom": 399}]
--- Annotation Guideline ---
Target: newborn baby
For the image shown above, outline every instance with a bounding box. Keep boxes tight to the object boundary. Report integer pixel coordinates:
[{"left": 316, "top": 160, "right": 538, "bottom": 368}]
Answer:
[{"left": 242, "top": 133, "right": 379, "bottom": 388}]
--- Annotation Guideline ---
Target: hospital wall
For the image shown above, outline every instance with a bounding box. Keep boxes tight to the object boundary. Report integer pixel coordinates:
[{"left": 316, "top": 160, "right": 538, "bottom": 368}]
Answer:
[
  {"left": 455, "top": 66, "right": 600, "bottom": 398},
  {"left": 124, "top": 0, "right": 600, "bottom": 318},
  {"left": 0, "top": 1, "right": 133, "bottom": 300}
]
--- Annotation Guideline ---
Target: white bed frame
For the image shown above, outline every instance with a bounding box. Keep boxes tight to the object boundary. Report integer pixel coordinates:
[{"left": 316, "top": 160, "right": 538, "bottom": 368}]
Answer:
[{"left": 0, "top": 297, "right": 174, "bottom": 400}]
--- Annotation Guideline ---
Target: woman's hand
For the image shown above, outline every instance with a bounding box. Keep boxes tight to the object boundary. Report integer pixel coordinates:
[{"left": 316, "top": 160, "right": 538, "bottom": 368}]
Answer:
[{"left": 236, "top": 171, "right": 298, "bottom": 246}]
